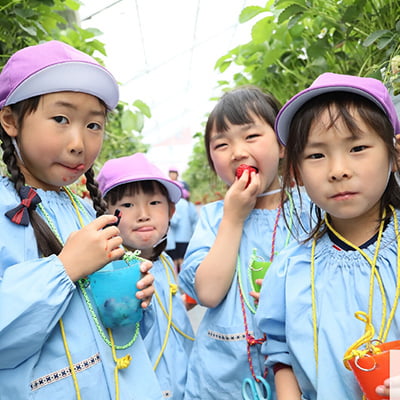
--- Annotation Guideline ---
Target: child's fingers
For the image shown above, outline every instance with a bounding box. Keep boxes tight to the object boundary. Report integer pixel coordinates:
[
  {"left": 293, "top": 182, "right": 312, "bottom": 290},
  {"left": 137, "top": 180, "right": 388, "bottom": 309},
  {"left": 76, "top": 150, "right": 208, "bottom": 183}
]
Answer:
[
  {"left": 139, "top": 260, "right": 153, "bottom": 274},
  {"left": 89, "top": 214, "right": 121, "bottom": 230},
  {"left": 136, "top": 271, "right": 155, "bottom": 308},
  {"left": 375, "top": 384, "right": 388, "bottom": 396}
]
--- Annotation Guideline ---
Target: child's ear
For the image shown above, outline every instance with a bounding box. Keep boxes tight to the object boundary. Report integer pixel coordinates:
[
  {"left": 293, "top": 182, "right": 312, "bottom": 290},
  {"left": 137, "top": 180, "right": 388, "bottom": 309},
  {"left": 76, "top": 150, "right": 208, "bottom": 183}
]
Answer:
[
  {"left": 279, "top": 143, "right": 285, "bottom": 159},
  {"left": 0, "top": 107, "right": 18, "bottom": 137},
  {"left": 169, "top": 203, "right": 176, "bottom": 219}
]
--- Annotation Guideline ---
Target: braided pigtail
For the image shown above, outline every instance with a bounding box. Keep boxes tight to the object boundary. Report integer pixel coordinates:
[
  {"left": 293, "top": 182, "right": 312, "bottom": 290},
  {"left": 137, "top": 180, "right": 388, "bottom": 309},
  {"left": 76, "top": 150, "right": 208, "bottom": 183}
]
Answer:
[
  {"left": 1, "top": 128, "right": 63, "bottom": 256},
  {"left": 85, "top": 167, "right": 108, "bottom": 217}
]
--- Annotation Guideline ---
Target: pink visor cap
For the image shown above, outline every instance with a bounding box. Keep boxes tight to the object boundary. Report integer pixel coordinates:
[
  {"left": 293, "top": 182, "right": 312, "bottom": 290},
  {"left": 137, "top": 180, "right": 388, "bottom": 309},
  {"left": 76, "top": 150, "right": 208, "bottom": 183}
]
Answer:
[
  {"left": 275, "top": 72, "right": 400, "bottom": 145},
  {"left": 97, "top": 153, "right": 183, "bottom": 203},
  {"left": 0, "top": 40, "right": 119, "bottom": 110}
]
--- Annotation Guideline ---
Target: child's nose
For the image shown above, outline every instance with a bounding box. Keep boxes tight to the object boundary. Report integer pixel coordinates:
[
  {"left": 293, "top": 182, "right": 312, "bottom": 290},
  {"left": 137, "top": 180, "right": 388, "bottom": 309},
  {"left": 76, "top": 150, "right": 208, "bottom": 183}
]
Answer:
[
  {"left": 329, "top": 159, "right": 351, "bottom": 181},
  {"left": 137, "top": 206, "right": 150, "bottom": 221},
  {"left": 68, "top": 130, "right": 84, "bottom": 155},
  {"left": 231, "top": 145, "right": 248, "bottom": 161}
]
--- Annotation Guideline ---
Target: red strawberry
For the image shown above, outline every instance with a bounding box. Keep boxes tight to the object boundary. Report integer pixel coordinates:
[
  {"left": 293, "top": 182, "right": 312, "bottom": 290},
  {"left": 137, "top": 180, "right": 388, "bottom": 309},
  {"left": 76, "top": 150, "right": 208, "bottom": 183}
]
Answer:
[{"left": 235, "top": 164, "right": 257, "bottom": 187}]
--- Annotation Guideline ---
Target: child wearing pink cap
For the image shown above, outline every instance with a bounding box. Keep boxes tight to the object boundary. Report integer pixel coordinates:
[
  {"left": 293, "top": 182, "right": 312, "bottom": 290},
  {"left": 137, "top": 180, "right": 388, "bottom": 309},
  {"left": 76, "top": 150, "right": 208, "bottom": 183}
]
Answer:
[
  {"left": 255, "top": 73, "right": 400, "bottom": 400},
  {"left": 0, "top": 41, "right": 162, "bottom": 399},
  {"left": 97, "top": 153, "right": 194, "bottom": 400}
]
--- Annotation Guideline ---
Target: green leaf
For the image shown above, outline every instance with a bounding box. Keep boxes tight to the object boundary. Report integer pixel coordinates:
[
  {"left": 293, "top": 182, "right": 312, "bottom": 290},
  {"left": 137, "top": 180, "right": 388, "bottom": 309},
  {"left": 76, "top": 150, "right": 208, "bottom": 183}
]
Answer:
[
  {"left": 363, "top": 30, "right": 390, "bottom": 47},
  {"left": 133, "top": 99, "right": 151, "bottom": 118},
  {"left": 277, "top": 4, "right": 306, "bottom": 24},
  {"left": 121, "top": 109, "right": 144, "bottom": 133},
  {"left": 377, "top": 35, "right": 394, "bottom": 50},
  {"left": 239, "top": 6, "right": 265, "bottom": 23},
  {"left": 251, "top": 16, "right": 275, "bottom": 44},
  {"left": 64, "top": 0, "right": 80, "bottom": 11}
]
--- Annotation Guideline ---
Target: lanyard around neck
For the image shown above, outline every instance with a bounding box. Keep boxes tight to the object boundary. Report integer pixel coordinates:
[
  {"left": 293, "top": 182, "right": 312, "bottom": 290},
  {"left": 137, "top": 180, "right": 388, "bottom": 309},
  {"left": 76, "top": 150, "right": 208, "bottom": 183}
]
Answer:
[{"left": 311, "top": 206, "right": 400, "bottom": 374}]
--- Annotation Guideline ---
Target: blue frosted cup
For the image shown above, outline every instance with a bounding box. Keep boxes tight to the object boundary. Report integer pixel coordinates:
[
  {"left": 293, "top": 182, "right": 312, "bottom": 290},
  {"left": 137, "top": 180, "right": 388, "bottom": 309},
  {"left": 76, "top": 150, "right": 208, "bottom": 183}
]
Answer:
[{"left": 89, "top": 257, "right": 143, "bottom": 328}]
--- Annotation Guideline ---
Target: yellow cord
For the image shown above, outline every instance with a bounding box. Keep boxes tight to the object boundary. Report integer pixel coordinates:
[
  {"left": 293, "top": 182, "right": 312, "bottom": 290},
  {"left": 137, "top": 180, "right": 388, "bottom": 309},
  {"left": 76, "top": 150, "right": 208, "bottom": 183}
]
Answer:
[
  {"left": 324, "top": 212, "right": 387, "bottom": 338},
  {"left": 152, "top": 255, "right": 174, "bottom": 370},
  {"left": 343, "top": 312, "right": 381, "bottom": 369},
  {"left": 311, "top": 206, "right": 400, "bottom": 375},
  {"left": 59, "top": 318, "right": 82, "bottom": 400},
  {"left": 310, "top": 239, "right": 318, "bottom": 373},
  {"left": 62, "top": 186, "right": 136, "bottom": 398},
  {"left": 108, "top": 328, "right": 132, "bottom": 400},
  {"left": 153, "top": 255, "right": 195, "bottom": 341},
  {"left": 57, "top": 188, "right": 85, "bottom": 400}
]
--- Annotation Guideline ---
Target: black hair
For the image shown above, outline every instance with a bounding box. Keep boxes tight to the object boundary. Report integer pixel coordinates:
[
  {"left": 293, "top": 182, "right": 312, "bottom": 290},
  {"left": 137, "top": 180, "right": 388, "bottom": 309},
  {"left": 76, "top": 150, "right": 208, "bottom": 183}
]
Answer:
[
  {"left": 103, "top": 180, "right": 173, "bottom": 261},
  {"left": 204, "top": 85, "right": 281, "bottom": 172},
  {"left": 282, "top": 92, "right": 400, "bottom": 241},
  {"left": 0, "top": 96, "right": 108, "bottom": 257}
]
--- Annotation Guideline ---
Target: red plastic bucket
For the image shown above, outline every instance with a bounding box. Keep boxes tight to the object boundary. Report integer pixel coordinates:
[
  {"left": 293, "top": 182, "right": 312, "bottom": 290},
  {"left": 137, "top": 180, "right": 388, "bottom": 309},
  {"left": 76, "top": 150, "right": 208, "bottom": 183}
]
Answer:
[{"left": 348, "top": 340, "right": 400, "bottom": 400}]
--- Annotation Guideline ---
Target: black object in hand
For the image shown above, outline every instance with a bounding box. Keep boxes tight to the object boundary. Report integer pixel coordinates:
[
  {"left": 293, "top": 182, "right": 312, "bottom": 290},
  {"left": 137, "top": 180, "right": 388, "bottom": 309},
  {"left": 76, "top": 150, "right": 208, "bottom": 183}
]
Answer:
[{"left": 104, "top": 209, "right": 121, "bottom": 229}]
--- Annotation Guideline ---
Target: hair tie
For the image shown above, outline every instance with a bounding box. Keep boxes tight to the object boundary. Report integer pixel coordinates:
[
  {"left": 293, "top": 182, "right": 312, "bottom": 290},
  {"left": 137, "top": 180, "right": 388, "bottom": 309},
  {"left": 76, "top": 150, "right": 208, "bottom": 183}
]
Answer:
[{"left": 5, "top": 186, "right": 41, "bottom": 226}]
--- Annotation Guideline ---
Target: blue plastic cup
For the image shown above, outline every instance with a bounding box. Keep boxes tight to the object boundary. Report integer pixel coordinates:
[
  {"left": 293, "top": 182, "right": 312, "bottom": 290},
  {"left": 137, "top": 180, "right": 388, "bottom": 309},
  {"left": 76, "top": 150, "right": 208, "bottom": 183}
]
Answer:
[{"left": 89, "top": 257, "right": 143, "bottom": 328}]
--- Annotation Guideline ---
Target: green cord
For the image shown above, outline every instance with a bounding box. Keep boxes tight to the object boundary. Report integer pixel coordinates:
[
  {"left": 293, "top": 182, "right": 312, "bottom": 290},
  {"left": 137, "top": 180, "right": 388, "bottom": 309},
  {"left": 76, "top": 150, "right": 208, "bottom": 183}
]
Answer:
[
  {"left": 38, "top": 191, "right": 140, "bottom": 350},
  {"left": 79, "top": 280, "right": 140, "bottom": 350}
]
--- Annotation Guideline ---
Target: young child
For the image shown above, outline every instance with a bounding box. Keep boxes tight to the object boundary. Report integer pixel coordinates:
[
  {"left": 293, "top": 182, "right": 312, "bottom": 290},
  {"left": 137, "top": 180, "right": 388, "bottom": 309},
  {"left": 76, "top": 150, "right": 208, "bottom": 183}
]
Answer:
[
  {"left": 178, "top": 86, "right": 311, "bottom": 399},
  {"left": 255, "top": 72, "right": 400, "bottom": 400},
  {"left": 0, "top": 41, "right": 163, "bottom": 399},
  {"left": 97, "top": 153, "right": 195, "bottom": 399}
]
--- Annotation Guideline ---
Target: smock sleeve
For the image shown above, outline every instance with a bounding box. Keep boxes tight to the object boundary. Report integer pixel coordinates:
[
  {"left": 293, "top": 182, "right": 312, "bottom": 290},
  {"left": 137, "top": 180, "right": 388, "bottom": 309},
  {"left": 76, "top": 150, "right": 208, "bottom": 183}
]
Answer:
[
  {"left": 0, "top": 254, "right": 76, "bottom": 368},
  {"left": 178, "top": 201, "right": 222, "bottom": 302},
  {"left": 255, "top": 249, "right": 293, "bottom": 368}
]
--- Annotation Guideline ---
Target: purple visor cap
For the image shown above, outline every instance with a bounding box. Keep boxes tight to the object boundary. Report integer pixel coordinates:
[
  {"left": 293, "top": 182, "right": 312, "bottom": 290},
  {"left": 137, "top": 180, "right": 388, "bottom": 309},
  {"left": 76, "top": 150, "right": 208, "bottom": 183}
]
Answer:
[
  {"left": 275, "top": 72, "right": 400, "bottom": 145},
  {"left": 97, "top": 153, "right": 183, "bottom": 203},
  {"left": 0, "top": 40, "right": 119, "bottom": 110}
]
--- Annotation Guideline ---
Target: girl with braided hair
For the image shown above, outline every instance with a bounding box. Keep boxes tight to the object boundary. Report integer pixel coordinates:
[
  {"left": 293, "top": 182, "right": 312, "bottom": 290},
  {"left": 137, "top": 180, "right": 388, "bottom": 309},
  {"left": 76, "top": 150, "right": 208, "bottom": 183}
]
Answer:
[{"left": 0, "top": 41, "right": 162, "bottom": 399}]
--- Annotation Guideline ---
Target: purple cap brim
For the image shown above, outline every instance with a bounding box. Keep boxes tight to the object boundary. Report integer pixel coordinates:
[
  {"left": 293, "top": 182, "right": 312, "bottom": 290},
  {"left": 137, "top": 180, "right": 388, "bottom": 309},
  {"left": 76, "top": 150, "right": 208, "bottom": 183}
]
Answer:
[{"left": 275, "top": 73, "right": 400, "bottom": 145}]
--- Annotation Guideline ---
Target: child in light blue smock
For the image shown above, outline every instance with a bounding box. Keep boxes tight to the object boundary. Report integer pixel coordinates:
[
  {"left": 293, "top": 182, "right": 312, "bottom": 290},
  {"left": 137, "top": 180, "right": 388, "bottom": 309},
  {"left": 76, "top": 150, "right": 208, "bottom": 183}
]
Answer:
[
  {"left": 0, "top": 41, "right": 162, "bottom": 399},
  {"left": 178, "top": 86, "right": 311, "bottom": 399},
  {"left": 97, "top": 153, "right": 195, "bottom": 399},
  {"left": 256, "top": 73, "right": 400, "bottom": 400}
]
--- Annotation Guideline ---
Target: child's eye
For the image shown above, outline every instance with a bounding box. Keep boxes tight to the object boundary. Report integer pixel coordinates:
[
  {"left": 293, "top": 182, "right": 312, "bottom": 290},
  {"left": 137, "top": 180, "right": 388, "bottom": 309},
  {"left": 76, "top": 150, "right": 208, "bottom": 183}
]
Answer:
[
  {"left": 87, "top": 122, "right": 103, "bottom": 131},
  {"left": 306, "top": 153, "right": 324, "bottom": 159},
  {"left": 121, "top": 203, "right": 133, "bottom": 208},
  {"left": 351, "top": 145, "right": 367, "bottom": 152},
  {"left": 53, "top": 115, "right": 68, "bottom": 124},
  {"left": 246, "top": 133, "right": 260, "bottom": 140},
  {"left": 214, "top": 142, "right": 227, "bottom": 150}
]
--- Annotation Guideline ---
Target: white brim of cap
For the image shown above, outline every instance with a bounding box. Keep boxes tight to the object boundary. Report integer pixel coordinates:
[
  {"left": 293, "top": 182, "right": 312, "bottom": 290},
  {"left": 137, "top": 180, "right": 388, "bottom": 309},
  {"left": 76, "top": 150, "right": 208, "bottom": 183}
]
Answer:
[
  {"left": 5, "top": 61, "right": 119, "bottom": 110},
  {"left": 276, "top": 86, "right": 387, "bottom": 146}
]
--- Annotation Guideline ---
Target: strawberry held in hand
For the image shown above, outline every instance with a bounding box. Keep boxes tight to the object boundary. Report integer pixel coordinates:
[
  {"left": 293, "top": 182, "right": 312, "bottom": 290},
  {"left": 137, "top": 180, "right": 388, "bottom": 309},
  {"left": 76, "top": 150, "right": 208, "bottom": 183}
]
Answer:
[{"left": 235, "top": 164, "right": 258, "bottom": 188}]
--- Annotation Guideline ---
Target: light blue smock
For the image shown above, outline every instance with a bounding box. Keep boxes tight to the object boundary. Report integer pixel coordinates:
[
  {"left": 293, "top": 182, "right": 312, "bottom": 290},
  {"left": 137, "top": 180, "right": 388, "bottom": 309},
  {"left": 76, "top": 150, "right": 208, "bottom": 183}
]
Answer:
[
  {"left": 169, "top": 199, "right": 198, "bottom": 244},
  {"left": 256, "top": 210, "right": 400, "bottom": 400},
  {"left": 141, "top": 254, "right": 194, "bottom": 399},
  {"left": 0, "top": 177, "right": 163, "bottom": 400},
  {"left": 179, "top": 191, "right": 310, "bottom": 399}
]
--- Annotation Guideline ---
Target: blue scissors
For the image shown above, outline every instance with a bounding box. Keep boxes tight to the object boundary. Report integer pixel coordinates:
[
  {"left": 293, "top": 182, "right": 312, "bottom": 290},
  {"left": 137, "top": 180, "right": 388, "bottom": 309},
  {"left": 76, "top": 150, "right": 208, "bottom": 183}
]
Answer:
[{"left": 242, "top": 376, "right": 271, "bottom": 400}]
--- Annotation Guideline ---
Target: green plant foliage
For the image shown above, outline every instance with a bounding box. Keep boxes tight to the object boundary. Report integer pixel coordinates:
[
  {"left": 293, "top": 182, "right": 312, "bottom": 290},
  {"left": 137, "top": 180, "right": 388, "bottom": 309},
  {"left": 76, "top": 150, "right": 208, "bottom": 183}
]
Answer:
[
  {"left": 95, "top": 100, "right": 150, "bottom": 173},
  {"left": 0, "top": 0, "right": 151, "bottom": 177},
  {"left": 182, "top": 131, "right": 227, "bottom": 205},
  {"left": 214, "top": 0, "right": 400, "bottom": 102},
  {"left": 184, "top": 0, "right": 400, "bottom": 203}
]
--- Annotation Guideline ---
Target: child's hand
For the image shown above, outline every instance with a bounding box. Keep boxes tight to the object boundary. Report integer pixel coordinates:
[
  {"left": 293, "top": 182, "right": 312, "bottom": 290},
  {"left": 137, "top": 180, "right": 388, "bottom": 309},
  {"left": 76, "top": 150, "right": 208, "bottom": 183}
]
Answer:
[
  {"left": 225, "top": 168, "right": 260, "bottom": 222},
  {"left": 136, "top": 260, "right": 155, "bottom": 308},
  {"left": 59, "top": 214, "right": 124, "bottom": 282},
  {"left": 376, "top": 376, "right": 400, "bottom": 398},
  {"left": 249, "top": 278, "right": 264, "bottom": 305}
]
